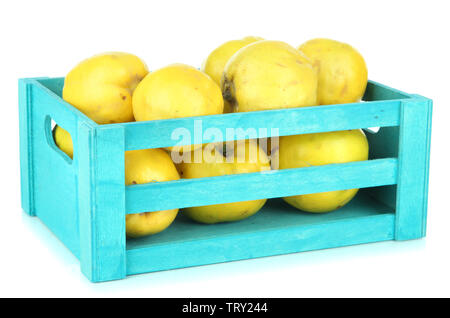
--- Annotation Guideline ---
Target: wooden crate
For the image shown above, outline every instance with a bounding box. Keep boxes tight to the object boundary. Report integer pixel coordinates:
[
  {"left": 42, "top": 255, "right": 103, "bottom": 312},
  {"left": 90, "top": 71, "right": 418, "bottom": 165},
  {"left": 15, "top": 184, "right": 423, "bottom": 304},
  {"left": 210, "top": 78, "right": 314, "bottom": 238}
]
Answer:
[{"left": 18, "top": 77, "right": 432, "bottom": 282}]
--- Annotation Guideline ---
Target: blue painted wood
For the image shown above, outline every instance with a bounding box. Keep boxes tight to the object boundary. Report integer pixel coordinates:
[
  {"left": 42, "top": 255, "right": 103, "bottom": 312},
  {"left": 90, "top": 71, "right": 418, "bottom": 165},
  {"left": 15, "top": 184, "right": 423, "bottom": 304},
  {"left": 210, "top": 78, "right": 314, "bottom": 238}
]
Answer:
[
  {"left": 126, "top": 158, "right": 398, "bottom": 213},
  {"left": 363, "top": 80, "right": 412, "bottom": 101},
  {"left": 78, "top": 123, "right": 127, "bottom": 282},
  {"left": 18, "top": 78, "right": 83, "bottom": 257},
  {"left": 18, "top": 77, "right": 432, "bottom": 282},
  {"left": 35, "top": 77, "right": 65, "bottom": 96},
  {"left": 77, "top": 122, "right": 95, "bottom": 274},
  {"left": 395, "top": 96, "right": 433, "bottom": 240},
  {"left": 121, "top": 100, "right": 401, "bottom": 150},
  {"left": 19, "top": 79, "right": 35, "bottom": 216},
  {"left": 126, "top": 194, "right": 395, "bottom": 275},
  {"left": 32, "top": 79, "right": 98, "bottom": 129}
]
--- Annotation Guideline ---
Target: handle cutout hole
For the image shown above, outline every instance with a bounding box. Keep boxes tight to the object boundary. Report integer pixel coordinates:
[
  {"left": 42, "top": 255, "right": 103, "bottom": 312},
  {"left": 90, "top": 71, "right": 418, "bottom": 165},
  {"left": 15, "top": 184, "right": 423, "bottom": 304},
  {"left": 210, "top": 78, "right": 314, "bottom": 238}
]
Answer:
[
  {"left": 364, "top": 127, "right": 380, "bottom": 134},
  {"left": 45, "top": 116, "right": 74, "bottom": 163}
]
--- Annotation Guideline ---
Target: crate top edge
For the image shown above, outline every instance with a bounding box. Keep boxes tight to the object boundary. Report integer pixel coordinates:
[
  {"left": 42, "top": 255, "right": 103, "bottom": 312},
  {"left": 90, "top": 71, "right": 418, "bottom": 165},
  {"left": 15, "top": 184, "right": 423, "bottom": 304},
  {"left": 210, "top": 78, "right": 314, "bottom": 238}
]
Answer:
[
  {"left": 105, "top": 99, "right": 404, "bottom": 133},
  {"left": 19, "top": 77, "right": 428, "bottom": 133},
  {"left": 19, "top": 77, "right": 99, "bottom": 128}
]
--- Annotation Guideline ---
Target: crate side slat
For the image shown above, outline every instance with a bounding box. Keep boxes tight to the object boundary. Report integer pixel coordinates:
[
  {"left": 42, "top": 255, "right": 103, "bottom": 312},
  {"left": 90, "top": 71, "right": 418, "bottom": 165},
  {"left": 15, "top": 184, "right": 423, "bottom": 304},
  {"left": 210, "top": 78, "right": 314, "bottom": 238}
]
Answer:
[
  {"left": 19, "top": 79, "right": 82, "bottom": 256},
  {"left": 363, "top": 80, "right": 412, "bottom": 101},
  {"left": 119, "top": 100, "right": 402, "bottom": 150},
  {"left": 126, "top": 158, "right": 398, "bottom": 214},
  {"left": 126, "top": 212, "right": 395, "bottom": 275}
]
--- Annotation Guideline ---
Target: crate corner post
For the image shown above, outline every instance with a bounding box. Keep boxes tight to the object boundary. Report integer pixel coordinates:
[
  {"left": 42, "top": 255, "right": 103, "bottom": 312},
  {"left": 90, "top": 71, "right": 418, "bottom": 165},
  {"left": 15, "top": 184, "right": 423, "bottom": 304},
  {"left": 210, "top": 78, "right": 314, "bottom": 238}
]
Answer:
[
  {"left": 77, "top": 122, "right": 127, "bottom": 282},
  {"left": 19, "top": 78, "right": 36, "bottom": 217},
  {"left": 395, "top": 96, "right": 433, "bottom": 241}
]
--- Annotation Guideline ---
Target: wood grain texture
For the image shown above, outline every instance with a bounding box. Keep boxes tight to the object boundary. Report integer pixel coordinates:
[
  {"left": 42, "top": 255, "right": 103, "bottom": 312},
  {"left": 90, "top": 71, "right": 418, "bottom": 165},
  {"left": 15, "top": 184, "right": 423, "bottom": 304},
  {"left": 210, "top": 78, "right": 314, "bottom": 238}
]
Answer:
[
  {"left": 126, "top": 158, "right": 398, "bottom": 214},
  {"left": 19, "top": 79, "right": 34, "bottom": 216},
  {"left": 126, "top": 194, "right": 395, "bottom": 275},
  {"left": 78, "top": 123, "right": 127, "bottom": 282},
  {"left": 19, "top": 78, "right": 82, "bottom": 257},
  {"left": 120, "top": 79, "right": 408, "bottom": 151},
  {"left": 120, "top": 100, "right": 401, "bottom": 150},
  {"left": 395, "top": 96, "right": 433, "bottom": 240}
]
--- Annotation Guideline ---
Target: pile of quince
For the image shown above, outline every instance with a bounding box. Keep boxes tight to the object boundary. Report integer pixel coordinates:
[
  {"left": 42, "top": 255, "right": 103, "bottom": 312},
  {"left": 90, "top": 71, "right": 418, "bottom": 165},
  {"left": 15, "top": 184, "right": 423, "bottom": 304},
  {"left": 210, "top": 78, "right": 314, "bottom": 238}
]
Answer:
[{"left": 54, "top": 37, "right": 369, "bottom": 238}]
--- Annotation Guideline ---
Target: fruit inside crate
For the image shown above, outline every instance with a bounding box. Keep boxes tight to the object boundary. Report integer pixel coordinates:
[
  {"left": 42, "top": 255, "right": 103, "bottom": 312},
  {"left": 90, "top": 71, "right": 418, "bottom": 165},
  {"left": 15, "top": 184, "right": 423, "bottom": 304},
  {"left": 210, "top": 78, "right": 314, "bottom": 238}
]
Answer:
[{"left": 19, "top": 77, "right": 432, "bottom": 282}]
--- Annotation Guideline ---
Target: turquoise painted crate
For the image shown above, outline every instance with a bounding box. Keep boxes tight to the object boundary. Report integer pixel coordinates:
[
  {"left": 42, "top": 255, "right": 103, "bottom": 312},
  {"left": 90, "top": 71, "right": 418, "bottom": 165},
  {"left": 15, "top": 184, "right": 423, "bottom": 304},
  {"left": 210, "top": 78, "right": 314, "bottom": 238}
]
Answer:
[{"left": 18, "top": 77, "right": 432, "bottom": 282}]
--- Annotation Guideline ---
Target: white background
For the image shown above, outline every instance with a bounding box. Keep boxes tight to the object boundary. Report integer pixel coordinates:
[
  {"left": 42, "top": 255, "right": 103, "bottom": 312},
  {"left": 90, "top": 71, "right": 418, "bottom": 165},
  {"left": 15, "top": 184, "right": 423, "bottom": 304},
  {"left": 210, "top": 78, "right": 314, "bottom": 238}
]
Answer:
[{"left": 1, "top": 0, "right": 449, "bottom": 297}]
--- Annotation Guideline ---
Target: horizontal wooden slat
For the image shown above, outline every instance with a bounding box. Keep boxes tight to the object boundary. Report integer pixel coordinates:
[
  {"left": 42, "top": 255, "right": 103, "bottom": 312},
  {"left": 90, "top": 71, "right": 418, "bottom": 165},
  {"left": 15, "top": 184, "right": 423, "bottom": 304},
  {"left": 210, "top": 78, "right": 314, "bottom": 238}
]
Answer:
[
  {"left": 126, "top": 158, "right": 398, "bottom": 214},
  {"left": 117, "top": 99, "right": 402, "bottom": 150},
  {"left": 126, "top": 211, "right": 395, "bottom": 275}
]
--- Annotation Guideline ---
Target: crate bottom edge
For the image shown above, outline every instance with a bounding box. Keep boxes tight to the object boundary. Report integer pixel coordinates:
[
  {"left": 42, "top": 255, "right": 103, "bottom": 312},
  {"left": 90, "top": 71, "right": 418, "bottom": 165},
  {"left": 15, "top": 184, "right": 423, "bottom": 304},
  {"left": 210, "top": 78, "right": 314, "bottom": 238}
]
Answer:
[{"left": 125, "top": 213, "right": 395, "bottom": 277}]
